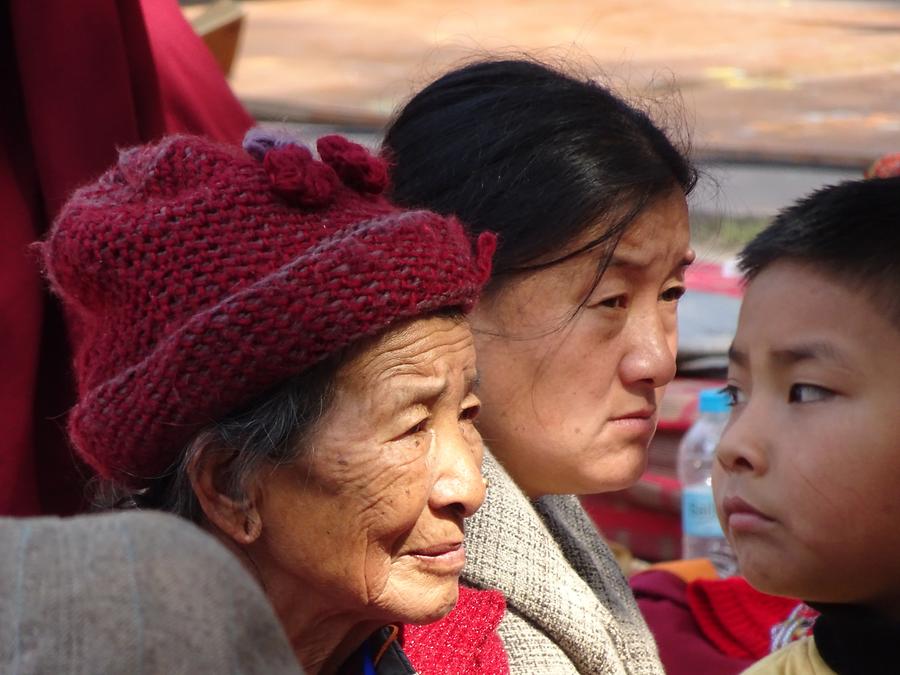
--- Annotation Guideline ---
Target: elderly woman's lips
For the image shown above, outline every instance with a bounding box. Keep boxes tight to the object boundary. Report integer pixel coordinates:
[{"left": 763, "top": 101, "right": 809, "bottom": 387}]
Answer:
[{"left": 408, "top": 543, "right": 466, "bottom": 573}]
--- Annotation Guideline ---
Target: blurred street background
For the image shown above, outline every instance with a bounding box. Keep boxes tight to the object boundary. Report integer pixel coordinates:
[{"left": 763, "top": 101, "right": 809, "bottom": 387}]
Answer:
[{"left": 197, "top": 0, "right": 900, "bottom": 254}]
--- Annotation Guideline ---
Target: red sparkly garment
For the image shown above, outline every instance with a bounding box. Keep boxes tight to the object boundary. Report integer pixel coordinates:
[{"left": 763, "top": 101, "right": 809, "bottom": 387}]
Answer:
[{"left": 402, "top": 585, "right": 509, "bottom": 675}]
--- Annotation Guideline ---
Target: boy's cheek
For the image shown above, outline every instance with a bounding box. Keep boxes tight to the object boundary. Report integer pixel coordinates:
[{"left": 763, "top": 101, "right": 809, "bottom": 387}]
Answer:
[{"left": 710, "top": 464, "right": 728, "bottom": 533}]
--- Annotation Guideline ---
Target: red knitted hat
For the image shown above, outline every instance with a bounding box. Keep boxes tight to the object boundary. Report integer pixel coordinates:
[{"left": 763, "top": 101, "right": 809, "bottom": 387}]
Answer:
[{"left": 40, "top": 130, "right": 495, "bottom": 486}]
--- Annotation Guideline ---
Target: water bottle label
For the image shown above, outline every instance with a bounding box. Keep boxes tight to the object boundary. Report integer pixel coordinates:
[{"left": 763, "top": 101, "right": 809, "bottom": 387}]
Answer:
[{"left": 682, "top": 485, "right": 725, "bottom": 537}]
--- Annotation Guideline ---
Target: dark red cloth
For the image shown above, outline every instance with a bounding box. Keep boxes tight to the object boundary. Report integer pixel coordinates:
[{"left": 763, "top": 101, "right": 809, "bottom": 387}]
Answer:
[
  {"left": 141, "top": 0, "right": 253, "bottom": 142},
  {"left": 41, "top": 132, "right": 496, "bottom": 485},
  {"left": 402, "top": 585, "right": 509, "bottom": 675},
  {"left": 0, "top": 0, "right": 252, "bottom": 515},
  {"left": 631, "top": 570, "right": 754, "bottom": 675}
]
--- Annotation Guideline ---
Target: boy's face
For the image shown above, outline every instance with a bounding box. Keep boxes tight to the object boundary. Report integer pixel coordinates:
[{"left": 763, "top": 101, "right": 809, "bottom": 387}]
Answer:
[{"left": 713, "top": 261, "right": 900, "bottom": 615}]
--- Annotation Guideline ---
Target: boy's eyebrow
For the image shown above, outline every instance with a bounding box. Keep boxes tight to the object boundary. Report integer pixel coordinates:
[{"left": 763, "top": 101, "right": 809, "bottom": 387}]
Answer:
[
  {"left": 770, "top": 341, "right": 855, "bottom": 371},
  {"left": 728, "top": 341, "right": 856, "bottom": 373}
]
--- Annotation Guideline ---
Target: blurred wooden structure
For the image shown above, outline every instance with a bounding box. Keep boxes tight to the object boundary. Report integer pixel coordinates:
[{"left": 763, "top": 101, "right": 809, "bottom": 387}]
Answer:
[{"left": 182, "top": 0, "right": 244, "bottom": 76}]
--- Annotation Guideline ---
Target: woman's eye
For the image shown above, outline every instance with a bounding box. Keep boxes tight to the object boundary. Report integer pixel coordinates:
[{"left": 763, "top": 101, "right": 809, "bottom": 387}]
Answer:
[
  {"left": 460, "top": 404, "right": 481, "bottom": 422},
  {"left": 661, "top": 285, "right": 686, "bottom": 302},
  {"left": 402, "top": 419, "right": 428, "bottom": 437},
  {"left": 593, "top": 295, "right": 627, "bottom": 309},
  {"left": 789, "top": 384, "right": 833, "bottom": 404},
  {"left": 720, "top": 384, "right": 745, "bottom": 407}
]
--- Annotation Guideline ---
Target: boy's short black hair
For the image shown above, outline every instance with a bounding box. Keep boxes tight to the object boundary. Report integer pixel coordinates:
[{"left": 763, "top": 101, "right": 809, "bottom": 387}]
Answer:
[{"left": 739, "top": 176, "right": 900, "bottom": 329}]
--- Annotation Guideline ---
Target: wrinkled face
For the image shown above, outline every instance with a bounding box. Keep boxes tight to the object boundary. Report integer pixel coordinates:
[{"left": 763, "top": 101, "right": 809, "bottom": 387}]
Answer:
[
  {"left": 471, "top": 190, "right": 693, "bottom": 496},
  {"left": 253, "top": 315, "right": 485, "bottom": 627},
  {"left": 713, "top": 262, "right": 900, "bottom": 614}
]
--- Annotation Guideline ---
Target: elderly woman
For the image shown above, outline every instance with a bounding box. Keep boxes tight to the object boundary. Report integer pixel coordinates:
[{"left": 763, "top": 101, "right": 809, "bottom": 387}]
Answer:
[
  {"left": 39, "top": 131, "right": 501, "bottom": 674},
  {"left": 384, "top": 59, "right": 697, "bottom": 674}
]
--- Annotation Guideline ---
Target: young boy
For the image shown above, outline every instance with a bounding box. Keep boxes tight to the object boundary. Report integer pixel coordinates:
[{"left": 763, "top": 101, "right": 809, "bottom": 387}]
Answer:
[{"left": 712, "top": 175, "right": 900, "bottom": 674}]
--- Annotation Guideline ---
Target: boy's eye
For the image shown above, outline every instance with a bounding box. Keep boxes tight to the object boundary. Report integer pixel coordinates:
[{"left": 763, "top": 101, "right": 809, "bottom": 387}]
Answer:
[
  {"left": 788, "top": 384, "right": 833, "bottom": 404},
  {"left": 720, "top": 384, "right": 745, "bottom": 407},
  {"left": 661, "top": 285, "right": 686, "bottom": 303}
]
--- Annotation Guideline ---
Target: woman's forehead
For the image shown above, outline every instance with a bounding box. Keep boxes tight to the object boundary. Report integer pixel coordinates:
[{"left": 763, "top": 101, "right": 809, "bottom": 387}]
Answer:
[{"left": 339, "top": 316, "right": 476, "bottom": 388}]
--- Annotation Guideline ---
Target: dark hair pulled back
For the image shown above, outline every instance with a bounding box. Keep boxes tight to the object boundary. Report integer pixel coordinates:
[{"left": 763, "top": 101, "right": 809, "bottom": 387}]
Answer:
[{"left": 384, "top": 59, "right": 697, "bottom": 287}]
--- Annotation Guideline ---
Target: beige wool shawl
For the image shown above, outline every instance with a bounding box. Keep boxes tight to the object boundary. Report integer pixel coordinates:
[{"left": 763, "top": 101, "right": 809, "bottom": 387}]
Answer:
[{"left": 462, "top": 450, "right": 665, "bottom": 675}]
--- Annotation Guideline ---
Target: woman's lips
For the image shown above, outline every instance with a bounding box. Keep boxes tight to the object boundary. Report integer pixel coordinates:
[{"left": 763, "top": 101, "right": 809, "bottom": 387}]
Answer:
[
  {"left": 722, "top": 496, "right": 776, "bottom": 533},
  {"left": 607, "top": 409, "right": 656, "bottom": 439},
  {"left": 408, "top": 543, "right": 466, "bottom": 573}
]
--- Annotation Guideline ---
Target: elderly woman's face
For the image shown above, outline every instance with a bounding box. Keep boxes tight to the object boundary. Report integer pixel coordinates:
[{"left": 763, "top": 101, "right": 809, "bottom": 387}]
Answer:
[{"left": 250, "top": 315, "right": 485, "bottom": 627}]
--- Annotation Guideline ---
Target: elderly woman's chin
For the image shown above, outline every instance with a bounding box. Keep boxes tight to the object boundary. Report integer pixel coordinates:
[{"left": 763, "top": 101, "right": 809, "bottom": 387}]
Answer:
[{"left": 382, "top": 574, "right": 463, "bottom": 625}]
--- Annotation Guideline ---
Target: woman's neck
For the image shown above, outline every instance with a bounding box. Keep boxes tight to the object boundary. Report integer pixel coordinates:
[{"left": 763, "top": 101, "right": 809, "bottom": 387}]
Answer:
[
  {"left": 284, "top": 616, "right": 382, "bottom": 675},
  {"left": 215, "top": 532, "right": 384, "bottom": 675}
]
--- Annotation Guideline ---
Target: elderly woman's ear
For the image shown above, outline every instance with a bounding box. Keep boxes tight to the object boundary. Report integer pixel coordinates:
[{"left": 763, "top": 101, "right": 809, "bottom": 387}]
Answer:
[{"left": 187, "top": 444, "right": 263, "bottom": 546}]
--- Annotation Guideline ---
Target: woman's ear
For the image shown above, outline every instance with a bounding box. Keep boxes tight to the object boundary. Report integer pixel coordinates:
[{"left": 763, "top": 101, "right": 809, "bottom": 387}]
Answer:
[{"left": 187, "top": 446, "right": 263, "bottom": 546}]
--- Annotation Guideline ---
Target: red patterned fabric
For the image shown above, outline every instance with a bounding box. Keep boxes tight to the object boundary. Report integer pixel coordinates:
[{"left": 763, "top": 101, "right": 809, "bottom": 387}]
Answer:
[
  {"left": 632, "top": 570, "right": 754, "bottom": 675},
  {"left": 40, "top": 132, "right": 495, "bottom": 486},
  {"left": 686, "top": 575, "right": 808, "bottom": 659},
  {"left": 403, "top": 585, "right": 509, "bottom": 675}
]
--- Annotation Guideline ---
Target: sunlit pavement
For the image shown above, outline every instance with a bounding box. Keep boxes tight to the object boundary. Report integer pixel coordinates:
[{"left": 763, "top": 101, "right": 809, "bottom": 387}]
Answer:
[{"left": 230, "top": 0, "right": 900, "bottom": 166}]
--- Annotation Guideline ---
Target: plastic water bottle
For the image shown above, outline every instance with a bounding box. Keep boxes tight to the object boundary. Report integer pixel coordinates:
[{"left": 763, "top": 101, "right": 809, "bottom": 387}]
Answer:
[{"left": 678, "top": 387, "right": 737, "bottom": 576}]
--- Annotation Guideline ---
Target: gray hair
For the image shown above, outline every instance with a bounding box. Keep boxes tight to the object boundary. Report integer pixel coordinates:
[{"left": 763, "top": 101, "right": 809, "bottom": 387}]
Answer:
[{"left": 95, "top": 356, "right": 339, "bottom": 523}]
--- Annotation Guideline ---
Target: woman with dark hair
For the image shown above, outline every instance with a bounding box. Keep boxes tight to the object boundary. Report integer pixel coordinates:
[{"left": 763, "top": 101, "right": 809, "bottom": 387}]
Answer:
[
  {"left": 384, "top": 59, "right": 697, "bottom": 674},
  {"left": 38, "top": 130, "right": 506, "bottom": 674}
]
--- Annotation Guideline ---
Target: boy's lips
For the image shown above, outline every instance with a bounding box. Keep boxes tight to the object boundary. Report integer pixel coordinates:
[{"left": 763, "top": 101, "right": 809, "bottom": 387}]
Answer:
[{"left": 722, "top": 495, "right": 776, "bottom": 533}]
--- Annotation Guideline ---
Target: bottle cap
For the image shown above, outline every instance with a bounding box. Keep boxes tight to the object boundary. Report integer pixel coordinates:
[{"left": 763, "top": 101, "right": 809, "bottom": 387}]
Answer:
[{"left": 698, "top": 388, "right": 731, "bottom": 414}]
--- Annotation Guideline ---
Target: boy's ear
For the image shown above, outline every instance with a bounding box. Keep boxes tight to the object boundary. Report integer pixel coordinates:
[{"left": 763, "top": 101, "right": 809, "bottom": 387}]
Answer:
[{"left": 187, "top": 446, "right": 262, "bottom": 546}]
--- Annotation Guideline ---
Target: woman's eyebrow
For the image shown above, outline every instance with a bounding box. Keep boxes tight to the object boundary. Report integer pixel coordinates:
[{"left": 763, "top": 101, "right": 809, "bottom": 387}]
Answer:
[
  {"left": 606, "top": 251, "right": 695, "bottom": 272},
  {"left": 466, "top": 371, "right": 481, "bottom": 394},
  {"left": 394, "top": 377, "right": 446, "bottom": 404},
  {"left": 394, "top": 370, "right": 480, "bottom": 405}
]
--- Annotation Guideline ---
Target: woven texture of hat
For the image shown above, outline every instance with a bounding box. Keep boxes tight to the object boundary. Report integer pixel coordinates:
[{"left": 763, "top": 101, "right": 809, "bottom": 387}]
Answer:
[{"left": 41, "top": 133, "right": 494, "bottom": 486}]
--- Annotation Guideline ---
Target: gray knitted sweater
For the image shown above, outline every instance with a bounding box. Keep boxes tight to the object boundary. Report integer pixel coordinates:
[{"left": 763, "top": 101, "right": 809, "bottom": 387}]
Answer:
[
  {"left": 462, "top": 450, "right": 665, "bottom": 675},
  {"left": 0, "top": 511, "right": 302, "bottom": 675}
]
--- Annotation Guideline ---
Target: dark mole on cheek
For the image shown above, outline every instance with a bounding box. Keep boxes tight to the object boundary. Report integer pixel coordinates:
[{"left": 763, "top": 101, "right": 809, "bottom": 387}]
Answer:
[
  {"left": 338, "top": 457, "right": 349, "bottom": 466},
  {"left": 574, "top": 427, "right": 581, "bottom": 435}
]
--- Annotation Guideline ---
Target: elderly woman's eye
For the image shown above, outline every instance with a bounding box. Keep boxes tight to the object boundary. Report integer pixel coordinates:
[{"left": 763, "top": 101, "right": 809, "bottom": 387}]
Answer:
[
  {"left": 460, "top": 404, "right": 481, "bottom": 422},
  {"left": 406, "top": 419, "right": 428, "bottom": 436}
]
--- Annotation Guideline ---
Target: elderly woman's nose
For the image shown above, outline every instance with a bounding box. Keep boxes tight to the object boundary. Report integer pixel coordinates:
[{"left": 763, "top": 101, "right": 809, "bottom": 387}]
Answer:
[
  {"left": 429, "top": 430, "right": 486, "bottom": 518},
  {"left": 619, "top": 309, "right": 678, "bottom": 388}
]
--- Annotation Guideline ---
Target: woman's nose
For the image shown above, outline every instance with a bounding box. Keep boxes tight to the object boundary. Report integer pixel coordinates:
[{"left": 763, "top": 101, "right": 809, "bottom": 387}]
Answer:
[
  {"left": 619, "top": 309, "right": 678, "bottom": 389},
  {"left": 429, "top": 428, "right": 486, "bottom": 518}
]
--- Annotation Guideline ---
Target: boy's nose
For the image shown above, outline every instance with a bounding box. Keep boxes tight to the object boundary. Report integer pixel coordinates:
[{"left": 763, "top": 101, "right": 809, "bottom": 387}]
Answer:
[{"left": 715, "top": 409, "right": 768, "bottom": 476}]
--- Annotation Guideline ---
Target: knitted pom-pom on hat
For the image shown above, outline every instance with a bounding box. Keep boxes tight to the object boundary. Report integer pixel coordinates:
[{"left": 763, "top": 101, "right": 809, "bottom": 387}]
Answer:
[
  {"left": 864, "top": 152, "right": 900, "bottom": 179},
  {"left": 40, "top": 130, "right": 495, "bottom": 486}
]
